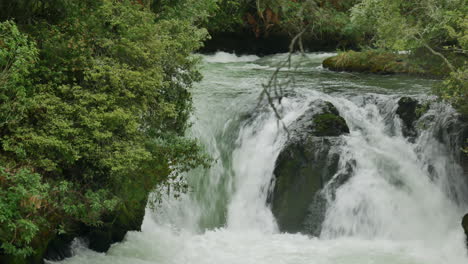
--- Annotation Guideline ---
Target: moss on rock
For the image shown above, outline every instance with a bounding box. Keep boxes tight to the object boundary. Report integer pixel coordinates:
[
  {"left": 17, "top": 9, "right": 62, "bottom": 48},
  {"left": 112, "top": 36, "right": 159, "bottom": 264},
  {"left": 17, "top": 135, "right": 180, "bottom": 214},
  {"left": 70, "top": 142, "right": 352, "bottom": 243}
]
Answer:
[
  {"left": 323, "top": 50, "right": 427, "bottom": 75},
  {"left": 313, "top": 113, "right": 350, "bottom": 136}
]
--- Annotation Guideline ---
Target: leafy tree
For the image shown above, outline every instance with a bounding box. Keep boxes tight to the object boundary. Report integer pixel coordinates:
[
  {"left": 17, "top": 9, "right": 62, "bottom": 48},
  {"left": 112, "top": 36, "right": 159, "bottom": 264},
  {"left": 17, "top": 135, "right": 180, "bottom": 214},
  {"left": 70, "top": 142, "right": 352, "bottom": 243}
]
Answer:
[
  {"left": 350, "top": 0, "right": 467, "bottom": 152},
  {"left": 206, "top": 0, "right": 363, "bottom": 48},
  {"left": 0, "top": 0, "right": 213, "bottom": 260},
  {"left": 0, "top": 21, "right": 37, "bottom": 131}
]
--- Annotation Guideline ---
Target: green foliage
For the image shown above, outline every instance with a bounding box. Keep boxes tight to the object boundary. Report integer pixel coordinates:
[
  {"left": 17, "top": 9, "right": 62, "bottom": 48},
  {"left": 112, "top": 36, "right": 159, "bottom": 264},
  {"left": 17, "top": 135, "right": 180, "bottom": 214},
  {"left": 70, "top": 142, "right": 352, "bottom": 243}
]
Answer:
[
  {"left": 205, "top": 0, "right": 363, "bottom": 47},
  {"left": 0, "top": 21, "right": 38, "bottom": 129},
  {"left": 438, "top": 67, "right": 468, "bottom": 116},
  {"left": 351, "top": 0, "right": 467, "bottom": 51},
  {"left": 0, "top": 168, "right": 46, "bottom": 257},
  {"left": 0, "top": 0, "right": 213, "bottom": 259},
  {"left": 278, "top": 0, "right": 362, "bottom": 38},
  {"left": 0, "top": 167, "right": 118, "bottom": 257},
  {"left": 350, "top": 0, "right": 467, "bottom": 119},
  {"left": 150, "top": 0, "right": 217, "bottom": 24},
  {"left": 205, "top": 0, "right": 249, "bottom": 33}
]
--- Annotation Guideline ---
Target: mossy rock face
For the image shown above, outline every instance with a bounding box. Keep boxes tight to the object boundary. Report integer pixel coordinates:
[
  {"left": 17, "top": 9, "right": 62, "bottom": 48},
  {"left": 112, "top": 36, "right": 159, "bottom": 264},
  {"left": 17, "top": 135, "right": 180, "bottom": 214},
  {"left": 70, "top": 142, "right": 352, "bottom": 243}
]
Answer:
[{"left": 269, "top": 100, "right": 350, "bottom": 234}]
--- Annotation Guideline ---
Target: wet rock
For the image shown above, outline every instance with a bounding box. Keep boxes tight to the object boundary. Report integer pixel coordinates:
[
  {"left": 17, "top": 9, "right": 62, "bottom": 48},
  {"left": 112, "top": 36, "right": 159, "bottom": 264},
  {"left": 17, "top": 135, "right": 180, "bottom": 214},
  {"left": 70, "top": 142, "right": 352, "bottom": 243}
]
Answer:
[
  {"left": 396, "top": 97, "right": 426, "bottom": 139},
  {"left": 44, "top": 234, "right": 74, "bottom": 261},
  {"left": 269, "top": 100, "right": 351, "bottom": 234},
  {"left": 463, "top": 214, "right": 468, "bottom": 247}
]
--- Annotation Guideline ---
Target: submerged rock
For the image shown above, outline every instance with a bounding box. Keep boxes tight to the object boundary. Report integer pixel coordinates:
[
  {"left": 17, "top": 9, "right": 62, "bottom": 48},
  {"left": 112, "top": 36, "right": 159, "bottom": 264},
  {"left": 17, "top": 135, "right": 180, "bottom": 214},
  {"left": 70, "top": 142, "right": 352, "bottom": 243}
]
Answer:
[{"left": 269, "top": 100, "right": 351, "bottom": 234}]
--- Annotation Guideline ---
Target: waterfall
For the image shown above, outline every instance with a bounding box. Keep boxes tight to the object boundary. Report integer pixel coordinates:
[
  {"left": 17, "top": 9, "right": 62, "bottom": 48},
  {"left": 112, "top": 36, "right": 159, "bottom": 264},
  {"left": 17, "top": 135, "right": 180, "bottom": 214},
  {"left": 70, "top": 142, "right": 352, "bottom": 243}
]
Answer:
[{"left": 55, "top": 52, "right": 468, "bottom": 264}]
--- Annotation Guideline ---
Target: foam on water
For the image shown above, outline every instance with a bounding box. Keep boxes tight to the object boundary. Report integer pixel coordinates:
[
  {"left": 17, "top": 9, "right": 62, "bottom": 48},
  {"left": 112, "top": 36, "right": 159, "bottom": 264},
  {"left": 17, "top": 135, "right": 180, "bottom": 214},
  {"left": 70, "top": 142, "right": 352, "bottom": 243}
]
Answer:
[{"left": 203, "top": 51, "right": 260, "bottom": 63}]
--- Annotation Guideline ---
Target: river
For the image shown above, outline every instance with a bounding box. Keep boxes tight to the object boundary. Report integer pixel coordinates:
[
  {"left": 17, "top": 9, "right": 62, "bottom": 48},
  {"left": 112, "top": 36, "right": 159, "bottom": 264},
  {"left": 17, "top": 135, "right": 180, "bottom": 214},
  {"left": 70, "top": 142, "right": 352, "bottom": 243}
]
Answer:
[{"left": 54, "top": 52, "right": 468, "bottom": 264}]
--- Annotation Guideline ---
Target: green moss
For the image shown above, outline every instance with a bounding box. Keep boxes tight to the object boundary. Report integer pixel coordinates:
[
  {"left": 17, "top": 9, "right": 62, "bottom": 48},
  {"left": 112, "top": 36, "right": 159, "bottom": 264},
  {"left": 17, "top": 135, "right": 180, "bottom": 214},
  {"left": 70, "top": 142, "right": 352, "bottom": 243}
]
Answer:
[
  {"left": 323, "top": 50, "right": 428, "bottom": 76},
  {"left": 313, "top": 113, "right": 349, "bottom": 137},
  {"left": 415, "top": 102, "right": 430, "bottom": 119}
]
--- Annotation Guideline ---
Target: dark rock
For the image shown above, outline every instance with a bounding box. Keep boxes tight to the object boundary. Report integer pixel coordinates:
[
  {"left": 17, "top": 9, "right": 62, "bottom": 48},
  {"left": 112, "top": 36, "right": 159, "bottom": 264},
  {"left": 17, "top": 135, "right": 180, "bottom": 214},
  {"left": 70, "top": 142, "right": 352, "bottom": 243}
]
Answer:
[
  {"left": 303, "top": 160, "right": 354, "bottom": 235},
  {"left": 42, "top": 195, "right": 148, "bottom": 262},
  {"left": 87, "top": 197, "right": 147, "bottom": 252},
  {"left": 396, "top": 97, "right": 426, "bottom": 139},
  {"left": 271, "top": 137, "right": 341, "bottom": 233},
  {"left": 201, "top": 31, "right": 351, "bottom": 56},
  {"left": 44, "top": 234, "right": 74, "bottom": 261},
  {"left": 201, "top": 32, "right": 290, "bottom": 56},
  {"left": 269, "top": 100, "right": 351, "bottom": 234},
  {"left": 463, "top": 214, "right": 468, "bottom": 247}
]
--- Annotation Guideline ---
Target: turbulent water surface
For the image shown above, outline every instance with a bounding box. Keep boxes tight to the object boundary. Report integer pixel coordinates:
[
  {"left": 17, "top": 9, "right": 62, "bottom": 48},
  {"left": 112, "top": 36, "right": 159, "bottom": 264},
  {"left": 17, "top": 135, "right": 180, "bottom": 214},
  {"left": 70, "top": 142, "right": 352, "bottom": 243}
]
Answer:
[{"left": 55, "top": 52, "right": 468, "bottom": 264}]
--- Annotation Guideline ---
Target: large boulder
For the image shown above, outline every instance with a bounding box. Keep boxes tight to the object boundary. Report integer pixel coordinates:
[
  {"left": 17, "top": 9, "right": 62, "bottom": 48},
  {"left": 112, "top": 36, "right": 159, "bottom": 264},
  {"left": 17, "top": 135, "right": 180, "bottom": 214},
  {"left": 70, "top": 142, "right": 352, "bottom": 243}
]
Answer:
[{"left": 269, "top": 100, "right": 351, "bottom": 234}]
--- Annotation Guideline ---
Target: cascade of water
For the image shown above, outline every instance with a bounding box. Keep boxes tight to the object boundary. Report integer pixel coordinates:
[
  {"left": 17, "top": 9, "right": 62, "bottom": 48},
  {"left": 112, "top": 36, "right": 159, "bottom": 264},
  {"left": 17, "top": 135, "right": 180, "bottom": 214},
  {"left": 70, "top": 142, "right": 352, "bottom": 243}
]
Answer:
[
  {"left": 55, "top": 52, "right": 468, "bottom": 264},
  {"left": 319, "top": 96, "right": 467, "bottom": 243}
]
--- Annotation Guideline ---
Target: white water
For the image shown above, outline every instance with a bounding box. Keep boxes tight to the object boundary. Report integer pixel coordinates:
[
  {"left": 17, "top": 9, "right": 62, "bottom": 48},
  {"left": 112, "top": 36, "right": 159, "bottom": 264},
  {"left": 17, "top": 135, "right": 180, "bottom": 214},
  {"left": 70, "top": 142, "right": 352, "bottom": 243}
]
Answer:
[{"left": 55, "top": 52, "right": 468, "bottom": 264}]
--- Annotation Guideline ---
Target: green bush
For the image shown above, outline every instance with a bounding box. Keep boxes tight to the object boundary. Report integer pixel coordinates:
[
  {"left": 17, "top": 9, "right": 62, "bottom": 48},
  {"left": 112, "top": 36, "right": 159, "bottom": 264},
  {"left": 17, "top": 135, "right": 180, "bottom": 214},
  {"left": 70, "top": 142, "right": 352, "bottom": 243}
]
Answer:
[{"left": 0, "top": 0, "right": 212, "bottom": 259}]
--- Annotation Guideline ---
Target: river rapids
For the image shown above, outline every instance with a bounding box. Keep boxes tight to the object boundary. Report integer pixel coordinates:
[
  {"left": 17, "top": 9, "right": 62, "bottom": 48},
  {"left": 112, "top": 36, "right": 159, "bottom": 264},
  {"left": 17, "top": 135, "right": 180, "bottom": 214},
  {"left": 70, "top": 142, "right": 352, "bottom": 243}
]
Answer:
[{"left": 54, "top": 52, "right": 468, "bottom": 264}]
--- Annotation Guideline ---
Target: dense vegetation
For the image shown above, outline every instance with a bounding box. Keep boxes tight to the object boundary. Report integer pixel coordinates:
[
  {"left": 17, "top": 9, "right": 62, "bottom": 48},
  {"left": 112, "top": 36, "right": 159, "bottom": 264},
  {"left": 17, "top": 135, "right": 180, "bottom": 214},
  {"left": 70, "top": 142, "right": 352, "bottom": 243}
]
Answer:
[
  {"left": 203, "top": 0, "right": 363, "bottom": 53},
  {"left": 350, "top": 0, "right": 467, "bottom": 115},
  {"left": 208, "top": 0, "right": 359, "bottom": 37},
  {"left": 347, "top": 0, "right": 467, "bottom": 152},
  {"left": 0, "top": 0, "right": 213, "bottom": 262}
]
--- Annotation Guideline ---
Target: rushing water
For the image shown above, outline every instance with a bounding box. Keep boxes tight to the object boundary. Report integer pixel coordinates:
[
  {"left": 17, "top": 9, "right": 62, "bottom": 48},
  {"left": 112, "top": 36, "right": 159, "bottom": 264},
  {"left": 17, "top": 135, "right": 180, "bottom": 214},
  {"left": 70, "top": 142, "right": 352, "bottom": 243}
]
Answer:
[{"left": 55, "top": 52, "right": 468, "bottom": 264}]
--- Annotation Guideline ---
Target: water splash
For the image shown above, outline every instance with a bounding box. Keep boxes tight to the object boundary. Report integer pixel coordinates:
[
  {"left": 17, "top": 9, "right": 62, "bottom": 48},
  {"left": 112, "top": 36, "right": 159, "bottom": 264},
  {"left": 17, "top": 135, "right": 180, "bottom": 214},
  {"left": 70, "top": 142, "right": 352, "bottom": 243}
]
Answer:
[{"left": 54, "top": 53, "right": 468, "bottom": 264}]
